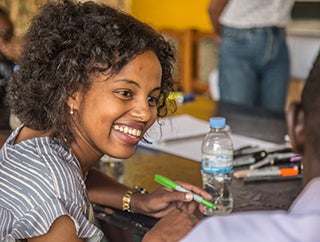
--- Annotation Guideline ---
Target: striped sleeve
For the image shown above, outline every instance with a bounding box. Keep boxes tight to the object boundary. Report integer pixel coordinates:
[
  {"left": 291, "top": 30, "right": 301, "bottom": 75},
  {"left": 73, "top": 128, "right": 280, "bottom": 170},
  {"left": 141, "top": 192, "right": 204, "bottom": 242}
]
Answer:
[{"left": 0, "top": 127, "right": 103, "bottom": 241}]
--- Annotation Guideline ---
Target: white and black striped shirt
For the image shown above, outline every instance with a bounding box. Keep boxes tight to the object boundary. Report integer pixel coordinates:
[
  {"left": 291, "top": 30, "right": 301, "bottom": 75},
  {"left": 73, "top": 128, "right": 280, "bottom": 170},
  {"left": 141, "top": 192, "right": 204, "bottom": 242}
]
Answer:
[{"left": 0, "top": 126, "right": 103, "bottom": 241}]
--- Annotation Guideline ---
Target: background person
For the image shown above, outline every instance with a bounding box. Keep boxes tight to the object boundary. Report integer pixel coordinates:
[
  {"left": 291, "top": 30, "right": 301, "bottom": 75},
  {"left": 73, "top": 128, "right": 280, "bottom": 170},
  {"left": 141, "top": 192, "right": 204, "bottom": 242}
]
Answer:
[
  {"left": 0, "top": 7, "right": 20, "bottom": 106},
  {"left": 208, "top": 0, "right": 295, "bottom": 112}
]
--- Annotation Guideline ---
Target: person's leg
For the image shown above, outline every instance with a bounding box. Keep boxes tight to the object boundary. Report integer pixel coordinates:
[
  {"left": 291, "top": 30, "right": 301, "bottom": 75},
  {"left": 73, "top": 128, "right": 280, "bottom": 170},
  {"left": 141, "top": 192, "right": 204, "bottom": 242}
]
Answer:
[
  {"left": 218, "top": 27, "right": 259, "bottom": 107},
  {"left": 259, "top": 28, "right": 290, "bottom": 112}
]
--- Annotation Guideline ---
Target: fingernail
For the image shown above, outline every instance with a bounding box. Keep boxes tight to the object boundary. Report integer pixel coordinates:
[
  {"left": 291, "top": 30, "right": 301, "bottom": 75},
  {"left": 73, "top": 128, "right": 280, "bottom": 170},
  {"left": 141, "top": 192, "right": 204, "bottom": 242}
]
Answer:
[{"left": 185, "top": 193, "right": 193, "bottom": 201}]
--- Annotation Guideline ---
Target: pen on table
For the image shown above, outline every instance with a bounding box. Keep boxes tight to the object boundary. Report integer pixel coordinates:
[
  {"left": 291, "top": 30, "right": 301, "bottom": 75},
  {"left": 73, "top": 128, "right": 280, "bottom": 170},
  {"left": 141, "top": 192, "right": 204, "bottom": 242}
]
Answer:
[
  {"left": 249, "top": 153, "right": 300, "bottom": 170},
  {"left": 246, "top": 166, "right": 299, "bottom": 178},
  {"left": 265, "top": 144, "right": 293, "bottom": 154},
  {"left": 234, "top": 145, "right": 293, "bottom": 160},
  {"left": 244, "top": 174, "right": 302, "bottom": 183},
  {"left": 233, "top": 165, "right": 301, "bottom": 179},
  {"left": 233, "top": 145, "right": 258, "bottom": 158},
  {"left": 154, "top": 174, "right": 217, "bottom": 210},
  {"left": 233, "top": 150, "right": 268, "bottom": 167}
]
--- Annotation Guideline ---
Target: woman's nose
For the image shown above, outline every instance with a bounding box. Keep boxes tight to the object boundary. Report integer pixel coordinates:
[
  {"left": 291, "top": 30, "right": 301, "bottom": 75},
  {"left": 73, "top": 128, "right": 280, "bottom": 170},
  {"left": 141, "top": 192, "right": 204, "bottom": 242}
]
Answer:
[{"left": 130, "top": 100, "right": 153, "bottom": 122}]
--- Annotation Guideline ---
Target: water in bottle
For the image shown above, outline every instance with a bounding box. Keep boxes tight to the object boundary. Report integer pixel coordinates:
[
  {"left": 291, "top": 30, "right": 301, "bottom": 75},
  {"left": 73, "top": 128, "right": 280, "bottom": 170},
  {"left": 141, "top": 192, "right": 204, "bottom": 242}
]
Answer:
[{"left": 201, "top": 117, "right": 233, "bottom": 216}]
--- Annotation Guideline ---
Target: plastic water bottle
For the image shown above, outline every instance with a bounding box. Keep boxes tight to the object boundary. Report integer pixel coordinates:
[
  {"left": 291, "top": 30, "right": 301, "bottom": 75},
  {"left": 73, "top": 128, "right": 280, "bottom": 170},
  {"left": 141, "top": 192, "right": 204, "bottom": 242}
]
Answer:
[{"left": 201, "top": 117, "right": 233, "bottom": 216}]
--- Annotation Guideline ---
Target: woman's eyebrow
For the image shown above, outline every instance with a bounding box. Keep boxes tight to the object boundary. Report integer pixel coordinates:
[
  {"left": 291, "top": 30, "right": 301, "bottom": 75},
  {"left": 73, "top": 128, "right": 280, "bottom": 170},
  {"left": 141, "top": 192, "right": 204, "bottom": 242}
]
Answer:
[
  {"left": 114, "top": 79, "right": 140, "bottom": 87},
  {"left": 114, "top": 79, "right": 161, "bottom": 92}
]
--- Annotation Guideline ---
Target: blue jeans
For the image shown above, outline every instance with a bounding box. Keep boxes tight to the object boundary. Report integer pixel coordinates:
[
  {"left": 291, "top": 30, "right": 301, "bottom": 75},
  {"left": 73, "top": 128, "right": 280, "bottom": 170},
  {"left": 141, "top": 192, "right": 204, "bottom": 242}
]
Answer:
[{"left": 218, "top": 26, "right": 290, "bottom": 112}]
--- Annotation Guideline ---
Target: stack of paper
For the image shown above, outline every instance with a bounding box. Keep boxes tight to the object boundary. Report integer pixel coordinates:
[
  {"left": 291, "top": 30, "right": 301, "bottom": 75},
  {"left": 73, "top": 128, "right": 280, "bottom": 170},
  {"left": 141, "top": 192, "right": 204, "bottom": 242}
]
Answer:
[{"left": 139, "top": 114, "right": 276, "bottom": 162}]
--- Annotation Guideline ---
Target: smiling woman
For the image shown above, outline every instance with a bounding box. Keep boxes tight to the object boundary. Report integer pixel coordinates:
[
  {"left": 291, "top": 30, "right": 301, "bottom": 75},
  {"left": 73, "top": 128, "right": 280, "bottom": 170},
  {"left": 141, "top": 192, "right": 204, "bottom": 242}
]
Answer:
[{"left": 0, "top": 1, "right": 211, "bottom": 242}]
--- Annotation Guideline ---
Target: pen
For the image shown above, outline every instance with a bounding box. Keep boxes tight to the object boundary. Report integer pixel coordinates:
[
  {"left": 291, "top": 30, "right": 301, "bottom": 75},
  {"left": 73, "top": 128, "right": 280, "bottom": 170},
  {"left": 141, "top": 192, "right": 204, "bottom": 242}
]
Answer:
[
  {"left": 233, "top": 150, "right": 267, "bottom": 167},
  {"left": 246, "top": 166, "right": 299, "bottom": 178},
  {"left": 154, "top": 174, "right": 217, "bottom": 210},
  {"left": 233, "top": 145, "right": 258, "bottom": 158},
  {"left": 234, "top": 165, "right": 301, "bottom": 179},
  {"left": 249, "top": 153, "right": 299, "bottom": 170},
  {"left": 244, "top": 174, "right": 302, "bottom": 183}
]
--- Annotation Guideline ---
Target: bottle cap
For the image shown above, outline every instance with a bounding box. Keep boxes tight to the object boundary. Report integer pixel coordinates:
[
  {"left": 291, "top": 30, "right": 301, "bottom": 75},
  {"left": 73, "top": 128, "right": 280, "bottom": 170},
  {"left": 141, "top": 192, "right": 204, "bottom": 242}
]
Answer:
[{"left": 210, "top": 117, "right": 226, "bottom": 129}]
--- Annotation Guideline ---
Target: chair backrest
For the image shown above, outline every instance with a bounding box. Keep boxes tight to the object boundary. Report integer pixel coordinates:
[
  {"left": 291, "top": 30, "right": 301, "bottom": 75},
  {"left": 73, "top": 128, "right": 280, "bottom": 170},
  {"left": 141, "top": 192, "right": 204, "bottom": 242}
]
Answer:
[{"left": 158, "top": 28, "right": 220, "bottom": 94}]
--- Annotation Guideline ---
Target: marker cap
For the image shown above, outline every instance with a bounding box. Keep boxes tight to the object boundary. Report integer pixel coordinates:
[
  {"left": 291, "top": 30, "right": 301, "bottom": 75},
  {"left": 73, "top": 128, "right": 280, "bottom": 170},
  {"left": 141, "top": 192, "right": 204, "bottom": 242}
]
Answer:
[{"left": 154, "top": 174, "right": 177, "bottom": 189}]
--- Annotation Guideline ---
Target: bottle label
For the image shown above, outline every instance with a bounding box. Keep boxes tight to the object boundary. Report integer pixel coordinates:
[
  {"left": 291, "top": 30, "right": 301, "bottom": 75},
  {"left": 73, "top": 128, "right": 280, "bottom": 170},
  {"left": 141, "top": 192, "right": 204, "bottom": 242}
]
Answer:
[{"left": 201, "top": 154, "right": 233, "bottom": 174}]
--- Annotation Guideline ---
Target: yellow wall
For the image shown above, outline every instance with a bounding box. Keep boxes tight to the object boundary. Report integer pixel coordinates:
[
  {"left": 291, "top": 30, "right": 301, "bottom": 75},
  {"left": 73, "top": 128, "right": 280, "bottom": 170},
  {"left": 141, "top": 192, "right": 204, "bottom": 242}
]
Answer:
[{"left": 131, "top": 0, "right": 213, "bottom": 32}]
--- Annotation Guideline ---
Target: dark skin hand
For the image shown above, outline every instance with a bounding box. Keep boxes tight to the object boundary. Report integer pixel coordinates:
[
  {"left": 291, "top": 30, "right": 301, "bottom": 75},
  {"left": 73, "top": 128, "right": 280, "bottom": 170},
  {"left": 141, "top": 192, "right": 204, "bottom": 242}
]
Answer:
[
  {"left": 208, "top": 0, "right": 229, "bottom": 36},
  {"left": 142, "top": 209, "right": 199, "bottom": 242},
  {"left": 87, "top": 168, "right": 211, "bottom": 218}
]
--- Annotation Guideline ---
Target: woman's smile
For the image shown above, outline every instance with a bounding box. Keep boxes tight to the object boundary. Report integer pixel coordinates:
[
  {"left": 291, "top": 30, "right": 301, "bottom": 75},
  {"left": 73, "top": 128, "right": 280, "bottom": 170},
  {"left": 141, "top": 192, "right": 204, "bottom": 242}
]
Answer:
[{"left": 112, "top": 123, "right": 144, "bottom": 145}]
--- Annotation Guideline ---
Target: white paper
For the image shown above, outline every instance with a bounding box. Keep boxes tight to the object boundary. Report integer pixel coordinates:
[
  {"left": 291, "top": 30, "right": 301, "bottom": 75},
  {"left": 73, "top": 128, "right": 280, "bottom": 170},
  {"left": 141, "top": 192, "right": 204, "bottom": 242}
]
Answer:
[
  {"left": 139, "top": 115, "right": 276, "bottom": 162},
  {"left": 144, "top": 114, "right": 209, "bottom": 142}
]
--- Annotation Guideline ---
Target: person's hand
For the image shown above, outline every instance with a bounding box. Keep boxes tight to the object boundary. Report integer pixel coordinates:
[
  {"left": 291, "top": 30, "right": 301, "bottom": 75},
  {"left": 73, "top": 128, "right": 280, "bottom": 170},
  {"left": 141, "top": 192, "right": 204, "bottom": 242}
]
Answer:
[
  {"left": 0, "top": 40, "right": 22, "bottom": 60},
  {"left": 131, "top": 180, "right": 212, "bottom": 218},
  {"left": 142, "top": 209, "right": 199, "bottom": 242}
]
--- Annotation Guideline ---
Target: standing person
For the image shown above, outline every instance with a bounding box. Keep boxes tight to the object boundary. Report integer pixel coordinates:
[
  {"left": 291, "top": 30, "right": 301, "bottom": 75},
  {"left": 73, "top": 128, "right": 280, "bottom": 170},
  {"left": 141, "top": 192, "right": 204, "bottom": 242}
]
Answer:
[
  {"left": 0, "top": 1, "right": 211, "bottom": 241},
  {"left": 0, "top": 7, "right": 19, "bottom": 106},
  {"left": 181, "top": 51, "right": 320, "bottom": 241},
  {"left": 208, "top": 0, "right": 295, "bottom": 112}
]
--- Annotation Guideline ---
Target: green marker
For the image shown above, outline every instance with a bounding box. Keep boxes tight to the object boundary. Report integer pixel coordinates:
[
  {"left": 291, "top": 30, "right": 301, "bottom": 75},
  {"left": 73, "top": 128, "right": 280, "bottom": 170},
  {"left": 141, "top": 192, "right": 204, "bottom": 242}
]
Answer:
[{"left": 154, "top": 174, "right": 217, "bottom": 210}]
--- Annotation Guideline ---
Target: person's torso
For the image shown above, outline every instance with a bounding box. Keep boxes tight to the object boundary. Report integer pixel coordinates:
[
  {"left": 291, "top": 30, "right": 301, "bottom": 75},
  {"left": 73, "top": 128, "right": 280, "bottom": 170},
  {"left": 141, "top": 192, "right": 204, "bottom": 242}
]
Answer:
[{"left": 220, "top": 0, "right": 295, "bottom": 28}]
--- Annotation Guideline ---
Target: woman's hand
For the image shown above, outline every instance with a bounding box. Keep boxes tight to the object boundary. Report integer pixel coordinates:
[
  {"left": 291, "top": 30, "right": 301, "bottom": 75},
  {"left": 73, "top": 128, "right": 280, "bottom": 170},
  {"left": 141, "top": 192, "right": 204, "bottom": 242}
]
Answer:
[
  {"left": 131, "top": 180, "right": 212, "bottom": 218},
  {"left": 142, "top": 209, "right": 199, "bottom": 242}
]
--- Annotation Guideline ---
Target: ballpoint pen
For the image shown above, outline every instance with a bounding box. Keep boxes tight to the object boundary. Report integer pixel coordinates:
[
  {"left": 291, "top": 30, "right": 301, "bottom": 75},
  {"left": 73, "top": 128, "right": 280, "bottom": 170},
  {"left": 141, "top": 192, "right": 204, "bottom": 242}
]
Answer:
[
  {"left": 154, "top": 174, "right": 217, "bottom": 210},
  {"left": 233, "top": 164, "right": 301, "bottom": 179},
  {"left": 246, "top": 166, "right": 299, "bottom": 178},
  {"left": 249, "top": 152, "right": 299, "bottom": 170},
  {"left": 233, "top": 150, "right": 268, "bottom": 167}
]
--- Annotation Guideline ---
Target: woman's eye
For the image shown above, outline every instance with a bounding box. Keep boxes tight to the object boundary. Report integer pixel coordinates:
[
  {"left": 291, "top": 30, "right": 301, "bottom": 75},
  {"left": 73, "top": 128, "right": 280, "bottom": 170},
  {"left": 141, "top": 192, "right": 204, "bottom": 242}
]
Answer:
[
  {"left": 116, "top": 90, "right": 133, "bottom": 98},
  {"left": 148, "top": 96, "right": 159, "bottom": 106}
]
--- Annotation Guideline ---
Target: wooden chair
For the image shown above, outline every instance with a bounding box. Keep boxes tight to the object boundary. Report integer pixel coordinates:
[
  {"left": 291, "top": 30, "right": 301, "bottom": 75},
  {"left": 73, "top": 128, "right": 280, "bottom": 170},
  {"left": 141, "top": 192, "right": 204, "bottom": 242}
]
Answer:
[
  {"left": 188, "top": 29, "right": 220, "bottom": 94},
  {"left": 158, "top": 28, "right": 220, "bottom": 94},
  {"left": 158, "top": 29, "right": 190, "bottom": 92}
]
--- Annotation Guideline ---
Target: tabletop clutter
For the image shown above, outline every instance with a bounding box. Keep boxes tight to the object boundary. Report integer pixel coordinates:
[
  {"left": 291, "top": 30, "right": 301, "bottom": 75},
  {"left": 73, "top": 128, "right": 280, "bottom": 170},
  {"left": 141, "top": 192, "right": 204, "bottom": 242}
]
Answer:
[
  {"left": 141, "top": 113, "right": 302, "bottom": 184},
  {"left": 232, "top": 143, "right": 302, "bottom": 183}
]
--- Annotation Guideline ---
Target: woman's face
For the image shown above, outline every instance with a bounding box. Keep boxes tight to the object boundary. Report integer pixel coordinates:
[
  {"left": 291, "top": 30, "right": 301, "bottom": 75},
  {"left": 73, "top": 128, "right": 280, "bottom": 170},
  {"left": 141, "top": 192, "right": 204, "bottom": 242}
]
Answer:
[{"left": 71, "top": 51, "right": 162, "bottom": 159}]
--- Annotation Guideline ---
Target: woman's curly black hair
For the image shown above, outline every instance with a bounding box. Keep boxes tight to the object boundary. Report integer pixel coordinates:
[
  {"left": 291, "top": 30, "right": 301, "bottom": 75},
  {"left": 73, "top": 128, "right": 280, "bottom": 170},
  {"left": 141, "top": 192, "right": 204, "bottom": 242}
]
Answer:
[{"left": 5, "top": 0, "right": 176, "bottom": 142}]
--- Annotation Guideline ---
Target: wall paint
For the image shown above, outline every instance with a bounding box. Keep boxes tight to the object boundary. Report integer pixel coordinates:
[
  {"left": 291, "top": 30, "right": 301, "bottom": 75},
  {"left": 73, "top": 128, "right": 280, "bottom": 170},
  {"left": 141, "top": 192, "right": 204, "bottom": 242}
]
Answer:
[{"left": 131, "top": 0, "right": 213, "bottom": 32}]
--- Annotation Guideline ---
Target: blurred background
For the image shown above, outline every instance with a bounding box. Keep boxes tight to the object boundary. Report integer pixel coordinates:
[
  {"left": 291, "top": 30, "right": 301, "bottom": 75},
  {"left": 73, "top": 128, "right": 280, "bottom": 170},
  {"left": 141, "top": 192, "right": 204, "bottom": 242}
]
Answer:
[{"left": 0, "top": 0, "right": 319, "bottom": 111}]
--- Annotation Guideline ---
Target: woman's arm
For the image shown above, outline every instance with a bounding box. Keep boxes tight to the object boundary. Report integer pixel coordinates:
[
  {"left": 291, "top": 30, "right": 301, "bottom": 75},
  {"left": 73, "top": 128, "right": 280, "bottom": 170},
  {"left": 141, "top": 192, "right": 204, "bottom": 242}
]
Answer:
[
  {"left": 86, "top": 167, "right": 129, "bottom": 209},
  {"left": 86, "top": 168, "right": 212, "bottom": 218},
  {"left": 28, "top": 216, "right": 85, "bottom": 242}
]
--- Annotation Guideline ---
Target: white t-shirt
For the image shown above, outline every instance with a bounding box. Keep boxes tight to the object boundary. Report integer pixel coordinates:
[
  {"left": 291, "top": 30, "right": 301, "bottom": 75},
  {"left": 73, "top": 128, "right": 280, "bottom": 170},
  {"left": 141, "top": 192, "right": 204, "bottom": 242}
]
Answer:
[
  {"left": 220, "top": 0, "right": 295, "bottom": 28},
  {"left": 181, "top": 177, "right": 320, "bottom": 242}
]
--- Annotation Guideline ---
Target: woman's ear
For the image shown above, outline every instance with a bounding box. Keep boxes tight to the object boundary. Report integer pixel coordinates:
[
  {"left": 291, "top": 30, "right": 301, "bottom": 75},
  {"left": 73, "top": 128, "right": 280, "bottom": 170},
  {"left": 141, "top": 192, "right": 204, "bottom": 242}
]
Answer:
[
  {"left": 66, "top": 92, "right": 81, "bottom": 114},
  {"left": 286, "top": 102, "right": 306, "bottom": 154}
]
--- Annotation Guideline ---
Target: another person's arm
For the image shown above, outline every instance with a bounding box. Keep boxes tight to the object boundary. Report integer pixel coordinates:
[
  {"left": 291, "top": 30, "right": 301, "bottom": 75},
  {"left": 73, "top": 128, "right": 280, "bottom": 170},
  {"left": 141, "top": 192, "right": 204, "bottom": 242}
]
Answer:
[
  {"left": 0, "top": 40, "right": 22, "bottom": 60},
  {"left": 142, "top": 209, "right": 199, "bottom": 242},
  {"left": 208, "top": 0, "right": 229, "bottom": 36}
]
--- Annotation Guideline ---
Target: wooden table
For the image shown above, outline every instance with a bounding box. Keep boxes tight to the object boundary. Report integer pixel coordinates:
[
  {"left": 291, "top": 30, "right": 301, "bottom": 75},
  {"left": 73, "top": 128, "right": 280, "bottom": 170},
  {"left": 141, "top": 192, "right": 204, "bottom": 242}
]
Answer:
[
  {"left": 102, "top": 95, "right": 302, "bottom": 213},
  {"left": 1, "top": 96, "right": 302, "bottom": 211}
]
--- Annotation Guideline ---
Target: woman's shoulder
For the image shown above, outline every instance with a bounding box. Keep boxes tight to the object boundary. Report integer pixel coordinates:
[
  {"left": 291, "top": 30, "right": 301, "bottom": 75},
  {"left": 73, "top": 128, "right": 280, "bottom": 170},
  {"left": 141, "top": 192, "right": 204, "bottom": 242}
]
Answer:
[
  {"left": 1, "top": 128, "right": 85, "bottom": 205},
  {"left": 0, "top": 130, "right": 102, "bottom": 241}
]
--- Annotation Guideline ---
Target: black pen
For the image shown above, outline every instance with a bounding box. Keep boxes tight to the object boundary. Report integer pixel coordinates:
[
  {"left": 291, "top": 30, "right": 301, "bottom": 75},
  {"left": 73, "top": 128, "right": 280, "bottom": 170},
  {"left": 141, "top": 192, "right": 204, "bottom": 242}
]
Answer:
[
  {"left": 244, "top": 174, "right": 302, "bottom": 183},
  {"left": 250, "top": 153, "right": 300, "bottom": 170},
  {"left": 233, "top": 150, "right": 267, "bottom": 167}
]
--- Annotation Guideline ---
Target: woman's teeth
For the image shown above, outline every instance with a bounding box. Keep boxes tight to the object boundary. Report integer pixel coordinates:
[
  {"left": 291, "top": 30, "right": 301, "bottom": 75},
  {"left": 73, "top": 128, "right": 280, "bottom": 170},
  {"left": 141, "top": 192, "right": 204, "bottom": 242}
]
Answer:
[{"left": 113, "top": 125, "right": 142, "bottom": 137}]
